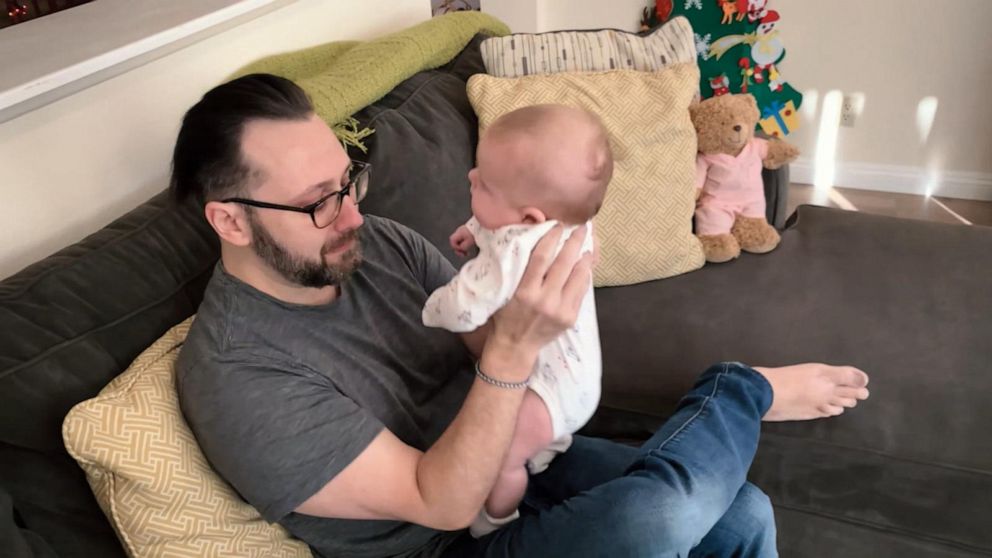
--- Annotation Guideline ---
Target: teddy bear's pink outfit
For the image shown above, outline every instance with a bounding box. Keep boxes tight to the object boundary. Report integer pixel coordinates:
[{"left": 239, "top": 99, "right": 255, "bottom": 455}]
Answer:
[{"left": 694, "top": 137, "right": 769, "bottom": 236}]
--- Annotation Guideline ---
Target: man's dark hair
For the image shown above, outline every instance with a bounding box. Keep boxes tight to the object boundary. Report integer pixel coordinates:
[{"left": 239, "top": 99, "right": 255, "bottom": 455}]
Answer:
[{"left": 169, "top": 73, "right": 314, "bottom": 205}]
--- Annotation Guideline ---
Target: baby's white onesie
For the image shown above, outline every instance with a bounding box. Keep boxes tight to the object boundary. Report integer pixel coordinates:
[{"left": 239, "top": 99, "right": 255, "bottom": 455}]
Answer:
[{"left": 422, "top": 217, "right": 602, "bottom": 467}]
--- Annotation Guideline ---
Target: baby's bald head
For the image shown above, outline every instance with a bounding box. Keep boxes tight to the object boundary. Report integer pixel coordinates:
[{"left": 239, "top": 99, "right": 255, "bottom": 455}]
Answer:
[{"left": 477, "top": 104, "right": 613, "bottom": 225}]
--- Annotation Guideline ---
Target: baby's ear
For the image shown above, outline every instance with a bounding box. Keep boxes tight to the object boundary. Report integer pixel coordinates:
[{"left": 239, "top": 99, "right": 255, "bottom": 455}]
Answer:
[{"left": 521, "top": 207, "right": 547, "bottom": 225}]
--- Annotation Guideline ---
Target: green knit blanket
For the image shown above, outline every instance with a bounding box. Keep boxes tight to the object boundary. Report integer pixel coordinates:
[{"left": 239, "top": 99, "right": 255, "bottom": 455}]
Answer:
[{"left": 232, "top": 11, "right": 509, "bottom": 150}]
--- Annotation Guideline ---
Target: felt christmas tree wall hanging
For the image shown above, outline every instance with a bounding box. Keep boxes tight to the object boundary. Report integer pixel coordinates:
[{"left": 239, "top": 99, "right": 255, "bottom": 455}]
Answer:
[{"left": 641, "top": 0, "right": 803, "bottom": 137}]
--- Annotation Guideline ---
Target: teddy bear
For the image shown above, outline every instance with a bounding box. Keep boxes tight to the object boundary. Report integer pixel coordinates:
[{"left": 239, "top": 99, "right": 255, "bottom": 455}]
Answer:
[{"left": 690, "top": 93, "right": 799, "bottom": 263}]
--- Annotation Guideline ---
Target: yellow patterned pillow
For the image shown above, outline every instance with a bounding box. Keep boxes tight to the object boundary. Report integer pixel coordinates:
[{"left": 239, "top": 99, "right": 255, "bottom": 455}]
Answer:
[
  {"left": 467, "top": 65, "right": 705, "bottom": 286},
  {"left": 62, "top": 318, "right": 311, "bottom": 558}
]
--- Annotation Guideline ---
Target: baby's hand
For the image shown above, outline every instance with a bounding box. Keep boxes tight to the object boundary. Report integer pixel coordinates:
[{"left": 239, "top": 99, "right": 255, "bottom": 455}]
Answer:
[{"left": 449, "top": 225, "right": 476, "bottom": 257}]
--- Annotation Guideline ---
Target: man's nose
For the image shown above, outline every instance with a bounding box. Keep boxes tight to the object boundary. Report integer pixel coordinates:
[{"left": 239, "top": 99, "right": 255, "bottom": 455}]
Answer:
[{"left": 335, "top": 196, "right": 364, "bottom": 230}]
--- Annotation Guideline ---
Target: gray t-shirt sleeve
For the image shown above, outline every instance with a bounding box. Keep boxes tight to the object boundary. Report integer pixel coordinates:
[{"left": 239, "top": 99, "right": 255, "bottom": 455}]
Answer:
[
  {"left": 179, "top": 353, "right": 384, "bottom": 523},
  {"left": 418, "top": 235, "right": 458, "bottom": 295},
  {"left": 370, "top": 216, "right": 456, "bottom": 294}
]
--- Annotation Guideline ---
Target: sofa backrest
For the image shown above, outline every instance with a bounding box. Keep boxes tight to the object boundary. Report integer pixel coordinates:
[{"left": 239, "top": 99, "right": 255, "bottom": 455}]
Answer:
[{"left": 0, "top": 192, "right": 218, "bottom": 556}]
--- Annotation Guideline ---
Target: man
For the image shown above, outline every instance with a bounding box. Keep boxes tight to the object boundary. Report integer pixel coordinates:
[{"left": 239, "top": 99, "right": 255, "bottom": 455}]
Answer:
[{"left": 173, "top": 74, "right": 869, "bottom": 557}]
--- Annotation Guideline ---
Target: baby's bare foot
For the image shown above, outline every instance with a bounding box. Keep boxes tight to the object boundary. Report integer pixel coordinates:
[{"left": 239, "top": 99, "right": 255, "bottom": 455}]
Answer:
[{"left": 754, "top": 363, "right": 870, "bottom": 422}]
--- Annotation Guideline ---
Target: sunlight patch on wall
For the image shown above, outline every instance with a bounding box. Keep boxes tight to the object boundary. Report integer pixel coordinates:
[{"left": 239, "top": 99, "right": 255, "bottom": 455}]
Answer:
[
  {"left": 813, "top": 89, "right": 844, "bottom": 202},
  {"left": 916, "top": 96, "right": 939, "bottom": 145}
]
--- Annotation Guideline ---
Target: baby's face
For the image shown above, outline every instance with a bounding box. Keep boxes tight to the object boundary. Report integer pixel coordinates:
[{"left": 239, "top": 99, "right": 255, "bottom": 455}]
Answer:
[{"left": 469, "top": 139, "right": 533, "bottom": 230}]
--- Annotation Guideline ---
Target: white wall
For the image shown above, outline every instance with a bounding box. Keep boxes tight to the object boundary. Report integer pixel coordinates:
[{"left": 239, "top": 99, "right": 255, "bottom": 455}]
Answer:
[
  {"left": 0, "top": 0, "right": 430, "bottom": 279},
  {"left": 480, "top": 0, "right": 543, "bottom": 33},
  {"left": 482, "top": 0, "right": 645, "bottom": 33},
  {"left": 540, "top": 0, "right": 644, "bottom": 33},
  {"left": 777, "top": 0, "right": 992, "bottom": 198}
]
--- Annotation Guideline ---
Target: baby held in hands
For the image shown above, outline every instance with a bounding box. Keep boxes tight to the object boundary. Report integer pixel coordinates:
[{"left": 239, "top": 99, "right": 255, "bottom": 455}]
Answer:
[{"left": 422, "top": 104, "right": 613, "bottom": 537}]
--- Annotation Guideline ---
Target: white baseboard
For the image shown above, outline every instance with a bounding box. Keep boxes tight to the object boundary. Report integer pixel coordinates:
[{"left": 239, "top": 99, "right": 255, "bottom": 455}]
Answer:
[{"left": 789, "top": 158, "right": 992, "bottom": 202}]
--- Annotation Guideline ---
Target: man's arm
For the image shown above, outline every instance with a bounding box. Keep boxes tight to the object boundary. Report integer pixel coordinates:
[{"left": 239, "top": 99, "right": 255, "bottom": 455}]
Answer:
[
  {"left": 296, "top": 336, "right": 531, "bottom": 530},
  {"left": 460, "top": 320, "right": 492, "bottom": 360},
  {"left": 296, "top": 224, "right": 593, "bottom": 530}
]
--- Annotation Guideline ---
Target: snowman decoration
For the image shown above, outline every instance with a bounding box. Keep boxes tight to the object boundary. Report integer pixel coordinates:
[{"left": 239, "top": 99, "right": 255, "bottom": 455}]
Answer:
[
  {"left": 709, "top": 10, "right": 786, "bottom": 92},
  {"left": 750, "top": 11, "right": 785, "bottom": 91}
]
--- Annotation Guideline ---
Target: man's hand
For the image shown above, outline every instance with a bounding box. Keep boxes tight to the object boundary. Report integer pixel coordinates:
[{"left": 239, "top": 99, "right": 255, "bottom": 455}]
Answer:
[
  {"left": 449, "top": 225, "right": 476, "bottom": 258},
  {"left": 486, "top": 224, "right": 593, "bottom": 383}
]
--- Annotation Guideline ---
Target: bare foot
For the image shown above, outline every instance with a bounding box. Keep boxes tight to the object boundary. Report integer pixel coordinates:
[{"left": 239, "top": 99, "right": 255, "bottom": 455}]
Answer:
[{"left": 754, "top": 363, "right": 870, "bottom": 422}]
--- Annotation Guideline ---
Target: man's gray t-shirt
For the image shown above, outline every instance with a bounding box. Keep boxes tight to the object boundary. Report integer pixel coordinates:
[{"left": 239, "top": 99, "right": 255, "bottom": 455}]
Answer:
[{"left": 176, "top": 216, "right": 475, "bottom": 557}]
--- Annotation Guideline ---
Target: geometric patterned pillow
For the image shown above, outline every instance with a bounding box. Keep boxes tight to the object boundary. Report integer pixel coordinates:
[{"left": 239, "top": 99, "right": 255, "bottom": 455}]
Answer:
[
  {"left": 62, "top": 318, "right": 311, "bottom": 558},
  {"left": 467, "top": 64, "right": 705, "bottom": 287},
  {"left": 480, "top": 16, "right": 696, "bottom": 78}
]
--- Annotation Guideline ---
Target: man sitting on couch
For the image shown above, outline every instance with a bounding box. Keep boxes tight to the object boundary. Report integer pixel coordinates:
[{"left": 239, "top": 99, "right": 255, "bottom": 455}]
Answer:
[{"left": 172, "top": 74, "right": 870, "bottom": 557}]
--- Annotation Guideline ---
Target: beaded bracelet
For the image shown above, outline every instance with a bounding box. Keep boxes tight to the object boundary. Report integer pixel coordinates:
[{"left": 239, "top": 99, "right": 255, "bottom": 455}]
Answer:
[{"left": 474, "top": 361, "right": 529, "bottom": 389}]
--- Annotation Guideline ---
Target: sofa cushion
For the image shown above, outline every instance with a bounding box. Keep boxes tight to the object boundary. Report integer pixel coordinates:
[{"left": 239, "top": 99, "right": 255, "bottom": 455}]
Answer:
[
  {"left": 62, "top": 319, "right": 310, "bottom": 558},
  {"left": 0, "top": 192, "right": 219, "bottom": 557},
  {"left": 467, "top": 65, "right": 705, "bottom": 286},
  {"left": 480, "top": 16, "right": 697, "bottom": 78},
  {"left": 585, "top": 205, "right": 992, "bottom": 556}
]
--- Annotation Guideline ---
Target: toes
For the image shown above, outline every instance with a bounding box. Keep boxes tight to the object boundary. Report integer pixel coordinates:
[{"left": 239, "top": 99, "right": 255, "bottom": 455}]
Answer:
[
  {"left": 818, "top": 404, "right": 844, "bottom": 417},
  {"left": 831, "top": 397, "right": 858, "bottom": 409},
  {"left": 837, "top": 386, "right": 870, "bottom": 400},
  {"left": 834, "top": 366, "right": 869, "bottom": 387},
  {"left": 846, "top": 366, "right": 869, "bottom": 387}
]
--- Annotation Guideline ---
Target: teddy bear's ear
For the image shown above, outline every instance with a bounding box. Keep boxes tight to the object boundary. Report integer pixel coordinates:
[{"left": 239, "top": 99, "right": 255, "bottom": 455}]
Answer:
[
  {"left": 739, "top": 94, "right": 760, "bottom": 123},
  {"left": 743, "top": 94, "right": 758, "bottom": 111}
]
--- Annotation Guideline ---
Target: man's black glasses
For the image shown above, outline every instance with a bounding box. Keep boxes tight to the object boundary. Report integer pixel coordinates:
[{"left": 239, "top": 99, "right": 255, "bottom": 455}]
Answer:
[{"left": 222, "top": 160, "right": 370, "bottom": 229}]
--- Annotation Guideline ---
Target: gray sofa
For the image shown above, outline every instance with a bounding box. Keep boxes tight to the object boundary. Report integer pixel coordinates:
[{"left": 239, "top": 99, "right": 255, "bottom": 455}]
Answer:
[{"left": 2, "top": 36, "right": 990, "bottom": 557}]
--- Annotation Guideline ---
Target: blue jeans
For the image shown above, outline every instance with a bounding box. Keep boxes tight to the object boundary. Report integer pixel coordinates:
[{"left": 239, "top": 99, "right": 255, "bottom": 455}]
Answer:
[{"left": 440, "top": 362, "right": 778, "bottom": 557}]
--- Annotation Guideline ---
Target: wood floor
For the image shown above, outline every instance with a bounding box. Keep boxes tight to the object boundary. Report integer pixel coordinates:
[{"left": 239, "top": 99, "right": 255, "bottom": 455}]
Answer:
[{"left": 786, "top": 184, "right": 992, "bottom": 227}]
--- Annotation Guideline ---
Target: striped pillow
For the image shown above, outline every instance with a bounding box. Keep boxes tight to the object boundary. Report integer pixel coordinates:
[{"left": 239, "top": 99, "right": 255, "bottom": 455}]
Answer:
[{"left": 480, "top": 16, "right": 696, "bottom": 78}]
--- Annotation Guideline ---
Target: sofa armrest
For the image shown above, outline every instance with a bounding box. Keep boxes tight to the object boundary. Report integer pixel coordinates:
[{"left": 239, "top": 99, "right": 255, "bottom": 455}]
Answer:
[{"left": 763, "top": 164, "right": 790, "bottom": 229}]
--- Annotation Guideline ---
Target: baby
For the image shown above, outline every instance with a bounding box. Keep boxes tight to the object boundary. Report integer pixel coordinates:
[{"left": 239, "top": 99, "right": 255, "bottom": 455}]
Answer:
[{"left": 422, "top": 104, "right": 613, "bottom": 537}]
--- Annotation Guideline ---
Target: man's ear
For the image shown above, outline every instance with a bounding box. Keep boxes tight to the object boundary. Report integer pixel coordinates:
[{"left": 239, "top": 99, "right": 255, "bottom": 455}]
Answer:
[
  {"left": 520, "top": 207, "right": 547, "bottom": 225},
  {"left": 204, "top": 201, "right": 252, "bottom": 247}
]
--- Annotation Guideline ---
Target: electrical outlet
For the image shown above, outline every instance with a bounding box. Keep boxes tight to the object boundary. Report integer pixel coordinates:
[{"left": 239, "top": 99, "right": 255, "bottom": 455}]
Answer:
[{"left": 840, "top": 95, "right": 857, "bottom": 127}]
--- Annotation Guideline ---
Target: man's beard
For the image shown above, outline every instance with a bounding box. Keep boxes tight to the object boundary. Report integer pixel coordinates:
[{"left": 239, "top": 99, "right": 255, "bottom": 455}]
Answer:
[{"left": 248, "top": 216, "right": 362, "bottom": 288}]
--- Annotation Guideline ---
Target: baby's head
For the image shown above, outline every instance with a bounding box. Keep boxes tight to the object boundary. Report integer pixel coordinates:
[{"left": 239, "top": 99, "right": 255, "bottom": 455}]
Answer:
[{"left": 468, "top": 104, "right": 613, "bottom": 229}]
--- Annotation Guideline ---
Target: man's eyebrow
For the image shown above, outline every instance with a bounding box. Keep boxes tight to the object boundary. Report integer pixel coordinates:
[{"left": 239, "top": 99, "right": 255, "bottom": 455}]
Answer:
[
  {"left": 291, "top": 166, "right": 351, "bottom": 205},
  {"left": 290, "top": 181, "right": 334, "bottom": 205}
]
